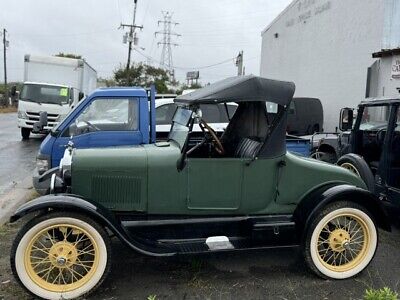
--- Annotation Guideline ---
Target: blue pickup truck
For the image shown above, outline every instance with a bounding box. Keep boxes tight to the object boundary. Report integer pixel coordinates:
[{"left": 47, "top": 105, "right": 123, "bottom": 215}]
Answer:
[{"left": 33, "top": 86, "right": 310, "bottom": 194}]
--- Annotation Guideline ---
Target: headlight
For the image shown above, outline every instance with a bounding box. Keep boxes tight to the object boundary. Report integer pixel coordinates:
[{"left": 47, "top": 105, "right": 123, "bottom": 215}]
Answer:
[
  {"left": 36, "top": 158, "right": 49, "bottom": 175},
  {"left": 18, "top": 111, "right": 28, "bottom": 119}
]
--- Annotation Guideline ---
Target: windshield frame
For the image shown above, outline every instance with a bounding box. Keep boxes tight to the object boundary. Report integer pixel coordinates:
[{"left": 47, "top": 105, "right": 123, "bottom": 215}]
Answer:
[
  {"left": 168, "top": 106, "right": 194, "bottom": 149},
  {"left": 357, "top": 104, "right": 391, "bottom": 131},
  {"left": 20, "top": 83, "right": 70, "bottom": 105}
]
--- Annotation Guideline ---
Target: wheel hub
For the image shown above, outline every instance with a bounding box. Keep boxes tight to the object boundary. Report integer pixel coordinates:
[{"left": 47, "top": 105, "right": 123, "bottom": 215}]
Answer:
[
  {"left": 328, "top": 229, "right": 351, "bottom": 252},
  {"left": 49, "top": 241, "right": 78, "bottom": 268}
]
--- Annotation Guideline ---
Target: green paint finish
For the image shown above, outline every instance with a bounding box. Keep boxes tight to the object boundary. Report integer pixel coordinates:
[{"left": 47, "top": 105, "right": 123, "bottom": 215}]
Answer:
[
  {"left": 71, "top": 145, "right": 148, "bottom": 211},
  {"left": 186, "top": 158, "right": 244, "bottom": 210},
  {"left": 70, "top": 144, "right": 366, "bottom": 215}
]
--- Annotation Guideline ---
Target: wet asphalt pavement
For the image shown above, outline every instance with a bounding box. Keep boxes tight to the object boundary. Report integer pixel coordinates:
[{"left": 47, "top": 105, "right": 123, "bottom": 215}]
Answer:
[{"left": 0, "top": 113, "right": 43, "bottom": 197}]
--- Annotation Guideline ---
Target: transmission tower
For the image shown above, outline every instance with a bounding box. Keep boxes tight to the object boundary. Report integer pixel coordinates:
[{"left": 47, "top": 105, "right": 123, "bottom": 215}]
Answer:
[{"left": 155, "top": 11, "right": 180, "bottom": 79}]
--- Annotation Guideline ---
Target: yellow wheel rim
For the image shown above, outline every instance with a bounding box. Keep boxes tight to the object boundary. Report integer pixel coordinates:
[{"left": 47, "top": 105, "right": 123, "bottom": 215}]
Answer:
[
  {"left": 24, "top": 224, "right": 99, "bottom": 293},
  {"left": 316, "top": 213, "right": 370, "bottom": 272},
  {"left": 341, "top": 163, "right": 360, "bottom": 177}
]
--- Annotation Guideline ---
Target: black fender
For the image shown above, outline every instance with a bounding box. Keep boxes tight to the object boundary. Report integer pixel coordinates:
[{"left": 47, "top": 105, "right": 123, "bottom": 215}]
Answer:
[
  {"left": 10, "top": 194, "right": 176, "bottom": 257},
  {"left": 293, "top": 184, "right": 391, "bottom": 238}
]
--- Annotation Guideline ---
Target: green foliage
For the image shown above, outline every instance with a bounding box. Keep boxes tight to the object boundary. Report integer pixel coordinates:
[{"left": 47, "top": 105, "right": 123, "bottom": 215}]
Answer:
[
  {"left": 55, "top": 53, "right": 82, "bottom": 59},
  {"left": 113, "top": 63, "right": 175, "bottom": 94},
  {"left": 147, "top": 295, "right": 157, "bottom": 300},
  {"left": 364, "top": 287, "right": 398, "bottom": 300},
  {"left": 176, "top": 82, "right": 203, "bottom": 95}
]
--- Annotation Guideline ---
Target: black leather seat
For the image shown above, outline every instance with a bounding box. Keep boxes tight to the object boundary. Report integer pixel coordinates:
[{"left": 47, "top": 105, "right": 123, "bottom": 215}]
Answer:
[{"left": 234, "top": 138, "right": 261, "bottom": 158}]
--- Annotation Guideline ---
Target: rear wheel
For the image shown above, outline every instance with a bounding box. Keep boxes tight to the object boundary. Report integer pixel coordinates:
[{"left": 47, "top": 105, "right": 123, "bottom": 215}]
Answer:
[
  {"left": 304, "top": 201, "right": 377, "bottom": 279},
  {"left": 21, "top": 128, "right": 31, "bottom": 140},
  {"left": 11, "top": 212, "right": 111, "bottom": 300},
  {"left": 337, "top": 154, "right": 375, "bottom": 193}
]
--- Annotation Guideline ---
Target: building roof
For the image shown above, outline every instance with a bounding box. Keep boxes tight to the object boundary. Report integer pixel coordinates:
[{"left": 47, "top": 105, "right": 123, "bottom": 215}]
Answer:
[{"left": 174, "top": 75, "right": 295, "bottom": 106}]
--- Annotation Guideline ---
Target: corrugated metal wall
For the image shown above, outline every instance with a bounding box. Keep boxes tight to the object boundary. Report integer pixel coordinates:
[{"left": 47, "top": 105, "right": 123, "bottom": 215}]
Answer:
[{"left": 383, "top": 0, "right": 400, "bottom": 49}]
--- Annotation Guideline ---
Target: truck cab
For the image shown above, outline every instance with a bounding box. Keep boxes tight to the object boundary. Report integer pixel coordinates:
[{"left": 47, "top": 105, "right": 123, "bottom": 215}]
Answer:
[
  {"left": 34, "top": 86, "right": 155, "bottom": 194},
  {"left": 18, "top": 82, "right": 81, "bottom": 139}
]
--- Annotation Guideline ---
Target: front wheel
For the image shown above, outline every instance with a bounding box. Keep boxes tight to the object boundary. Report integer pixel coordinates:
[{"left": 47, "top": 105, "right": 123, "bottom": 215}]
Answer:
[
  {"left": 303, "top": 201, "right": 377, "bottom": 279},
  {"left": 11, "top": 212, "right": 111, "bottom": 300},
  {"left": 21, "top": 127, "right": 31, "bottom": 140}
]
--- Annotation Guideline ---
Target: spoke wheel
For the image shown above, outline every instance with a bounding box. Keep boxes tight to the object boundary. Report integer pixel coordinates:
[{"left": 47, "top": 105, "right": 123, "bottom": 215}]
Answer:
[
  {"left": 304, "top": 201, "right": 377, "bottom": 279},
  {"left": 11, "top": 212, "right": 111, "bottom": 300},
  {"left": 25, "top": 224, "right": 99, "bottom": 292},
  {"left": 316, "top": 213, "right": 369, "bottom": 273},
  {"left": 340, "top": 162, "right": 360, "bottom": 177}
]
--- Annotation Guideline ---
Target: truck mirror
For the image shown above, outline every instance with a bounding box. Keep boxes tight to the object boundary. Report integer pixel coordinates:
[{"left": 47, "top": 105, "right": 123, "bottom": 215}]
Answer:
[
  {"left": 69, "top": 122, "right": 78, "bottom": 137},
  {"left": 33, "top": 111, "right": 48, "bottom": 133},
  {"left": 339, "top": 108, "right": 354, "bottom": 131},
  {"left": 79, "top": 92, "right": 84, "bottom": 101},
  {"left": 10, "top": 85, "right": 17, "bottom": 97}
]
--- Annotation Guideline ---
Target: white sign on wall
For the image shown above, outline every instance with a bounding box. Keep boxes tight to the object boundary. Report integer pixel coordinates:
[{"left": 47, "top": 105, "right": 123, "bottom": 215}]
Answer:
[{"left": 392, "top": 55, "right": 400, "bottom": 79}]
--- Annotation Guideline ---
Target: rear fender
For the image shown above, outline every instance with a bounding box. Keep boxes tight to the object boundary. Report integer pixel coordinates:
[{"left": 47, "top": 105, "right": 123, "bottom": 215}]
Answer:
[
  {"left": 293, "top": 184, "right": 391, "bottom": 237},
  {"left": 10, "top": 194, "right": 175, "bottom": 257}
]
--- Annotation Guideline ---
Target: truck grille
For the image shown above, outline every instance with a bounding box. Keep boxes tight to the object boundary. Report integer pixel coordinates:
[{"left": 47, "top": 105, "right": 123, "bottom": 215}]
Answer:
[{"left": 26, "top": 111, "right": 59, "bottom": 127}]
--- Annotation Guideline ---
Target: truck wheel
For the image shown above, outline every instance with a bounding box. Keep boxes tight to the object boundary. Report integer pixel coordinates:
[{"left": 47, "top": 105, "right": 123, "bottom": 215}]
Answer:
[
  {"left": 304, "top": 201, "right": 377, "bottom": 279},
  {"left": 310, "top": 151, "right": 336, "bottom": 163},
  {"left": 21, "top": 128, "right": 31, "bottom": 140},
  {"left": 337, "top": 154, "right": 375, "bottom": 193},
  {"left": 11, "top": 212, "right": 111, "bottom": 300}
]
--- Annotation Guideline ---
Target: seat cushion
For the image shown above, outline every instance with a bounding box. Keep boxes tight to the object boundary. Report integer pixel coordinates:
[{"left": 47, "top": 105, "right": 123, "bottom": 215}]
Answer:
[{"left": 234, "top": 138, "right": 261, "bottom": 158}]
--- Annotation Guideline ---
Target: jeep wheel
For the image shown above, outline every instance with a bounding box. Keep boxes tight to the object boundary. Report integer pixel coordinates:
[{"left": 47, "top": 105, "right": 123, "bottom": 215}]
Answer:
[
  {"left": 21, "top": 128, "right": 31, "bottom": 140},
  {"left": 337, "top": 154, "right": 375, "bottom": 193},
  {"left": 304, "top": 201, "right": 377, "bottom": 279},
  {"left": 11, "top": 212, "right": 111, "bottom": 300}
]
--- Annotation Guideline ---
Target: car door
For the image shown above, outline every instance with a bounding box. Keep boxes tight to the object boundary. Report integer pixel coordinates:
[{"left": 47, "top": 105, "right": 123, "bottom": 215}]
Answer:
[
  {"left": 52, "top": 97, "right": 140, "bottom": 167},
  {"left": 186, "top": 158, "right": 244, "bottom": 210}
]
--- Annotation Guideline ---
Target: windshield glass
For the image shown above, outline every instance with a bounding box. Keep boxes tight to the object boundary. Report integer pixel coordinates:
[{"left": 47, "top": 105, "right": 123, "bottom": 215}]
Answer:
[
  {"left": 20, "top": 84, "right": 69, "bottom": 105},
  {"left": 51, "top": 97, "right": 87, "bottom": 133},
  {"left": 168, "top": 106, "right": 193, "bottom": 148},
  {"left": 359, "top": 105, "right": 389, "bottom": 131}
]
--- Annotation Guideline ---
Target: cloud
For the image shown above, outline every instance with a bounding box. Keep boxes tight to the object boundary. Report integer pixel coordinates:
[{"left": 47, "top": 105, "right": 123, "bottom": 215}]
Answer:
[{"left": 1, "top": 0, "right": 291, "bottom": 84}]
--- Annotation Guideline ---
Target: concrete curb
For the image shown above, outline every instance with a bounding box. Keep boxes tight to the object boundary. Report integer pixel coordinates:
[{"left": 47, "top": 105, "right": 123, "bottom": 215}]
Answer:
[{"left": 0, "top": 176, "right": 35, "bottom": 225}]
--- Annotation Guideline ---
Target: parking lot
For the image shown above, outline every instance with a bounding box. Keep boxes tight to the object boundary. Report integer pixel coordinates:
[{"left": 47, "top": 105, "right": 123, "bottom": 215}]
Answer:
[
  {"left": 0, "top": 111, "right": 399, "bottom": 300},
  {"left": 1, "top": 219, "right": 400, "bottom": 300}
]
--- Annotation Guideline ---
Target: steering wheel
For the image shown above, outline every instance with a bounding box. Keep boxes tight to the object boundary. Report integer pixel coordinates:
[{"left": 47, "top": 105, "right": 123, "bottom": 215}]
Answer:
[
  {"left": 199, "top": 119, "right": 225, "bottom": 155},
  {"left": 83, "top": 120, "right": 100, "bottom": 132},
  {"left": 376, "top": 128, "right": 386, "bottom": 144}
]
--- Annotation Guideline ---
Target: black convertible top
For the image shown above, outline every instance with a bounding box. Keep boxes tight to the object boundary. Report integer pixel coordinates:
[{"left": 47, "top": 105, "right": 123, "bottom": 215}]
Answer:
[{"left": 174, "top": 75, "right": 296, "bottom": 106}]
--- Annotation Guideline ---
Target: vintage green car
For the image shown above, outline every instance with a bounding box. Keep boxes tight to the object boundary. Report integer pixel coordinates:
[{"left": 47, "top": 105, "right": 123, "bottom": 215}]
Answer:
[{"left": 10, "top": 76, "right": 390, "bottom": 299}]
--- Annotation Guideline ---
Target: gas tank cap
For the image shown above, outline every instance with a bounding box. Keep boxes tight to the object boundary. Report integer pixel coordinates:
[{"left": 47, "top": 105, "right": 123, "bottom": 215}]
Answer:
[{"left": 155, "top": 141, "right": 170, "bottom": 147}]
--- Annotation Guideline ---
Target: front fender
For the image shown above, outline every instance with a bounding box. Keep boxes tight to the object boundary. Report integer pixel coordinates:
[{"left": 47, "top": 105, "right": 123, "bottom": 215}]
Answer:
[
  {"left": 294, "top": 184, "right": 391, "bottom": 235},
  {"left": 10, "top": 194, "right": 175, "bottom": 257}
]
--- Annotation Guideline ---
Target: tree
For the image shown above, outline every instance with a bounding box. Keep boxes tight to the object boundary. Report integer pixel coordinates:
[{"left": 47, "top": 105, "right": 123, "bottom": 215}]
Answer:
[
  {"left": 113, "top": 63, "right": 175, "bottom": 94},
  {"left": 176, "top": 82, "right": 202, "bottom": 95},
  {"left": 55, "top": 53, "right": 82, "bottom": 59}
]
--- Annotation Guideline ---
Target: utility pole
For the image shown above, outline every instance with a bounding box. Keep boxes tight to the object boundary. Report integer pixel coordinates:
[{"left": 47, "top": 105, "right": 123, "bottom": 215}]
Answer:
[
  {"left": 2, "top": 28, "right": 8, "bottom": 106},
  {"left": 155, "top": 11, "right": 180, "bottom": 80},
  {"left": 235, "top": 50, "right": 244, "bottom": 76},
  {"left": 121, "top": 0, "right": 143, "bottom": 71}
]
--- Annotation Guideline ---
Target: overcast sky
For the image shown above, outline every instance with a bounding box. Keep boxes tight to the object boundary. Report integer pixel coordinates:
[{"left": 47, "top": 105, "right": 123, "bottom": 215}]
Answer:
[{"left": 1, "top": 0, "right": 291, "bottom": 85}]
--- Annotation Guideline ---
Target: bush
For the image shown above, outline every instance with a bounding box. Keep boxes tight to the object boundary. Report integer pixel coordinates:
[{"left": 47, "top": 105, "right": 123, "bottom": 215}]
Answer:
[{"left": 364, "top": 287, "right": 398, "bottom": 300}]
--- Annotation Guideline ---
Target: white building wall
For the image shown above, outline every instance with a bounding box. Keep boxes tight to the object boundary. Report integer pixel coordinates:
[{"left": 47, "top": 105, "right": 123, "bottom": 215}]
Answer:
[{"left": 260, "top": 0, "right": 385, "bottom": 131}]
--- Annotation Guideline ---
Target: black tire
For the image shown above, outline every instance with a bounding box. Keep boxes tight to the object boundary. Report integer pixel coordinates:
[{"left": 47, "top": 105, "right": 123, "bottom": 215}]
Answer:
[
  {"left": 303, "top": 201, "right": 378, "bottom": 280},
  {"left": 337, "top": 154, "right": 375, "bottom": 193},
  {"left": 11, "top": 211, "right": 112, "bottom": 299},
  {"left": 21, "top": 127, "right": 31, "bottom": 140}
]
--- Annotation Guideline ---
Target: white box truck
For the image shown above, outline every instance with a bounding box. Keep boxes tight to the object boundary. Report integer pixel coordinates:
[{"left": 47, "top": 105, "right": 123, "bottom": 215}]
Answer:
[{"left": 17, "top": 54, "right": 97, "bottom": 139}]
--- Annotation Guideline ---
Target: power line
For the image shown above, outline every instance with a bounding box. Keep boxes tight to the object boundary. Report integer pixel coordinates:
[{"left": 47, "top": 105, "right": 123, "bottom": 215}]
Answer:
[{"left": 155, "top": 11, "right": 181, "bottom": 79}]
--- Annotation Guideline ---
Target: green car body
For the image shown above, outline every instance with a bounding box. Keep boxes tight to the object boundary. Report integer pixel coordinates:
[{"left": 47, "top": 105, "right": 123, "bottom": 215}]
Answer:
[
  {"left": 10, "top": 76, "right": 391, "bottom": 299},
  {"left": 71, "top": 143, "right": 365, "bottom": 214}
]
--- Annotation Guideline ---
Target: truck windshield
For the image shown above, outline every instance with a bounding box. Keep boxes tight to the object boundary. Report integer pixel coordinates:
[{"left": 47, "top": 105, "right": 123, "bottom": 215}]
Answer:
[
  {"left": 359, "top": 105, "right": 389, "bottom": 130},
  {"left": 168, "top": 107, "right": 193, "bottom": 149},
  {"left": 20, "top": 84, "right": 69, "bottom": 105}
]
